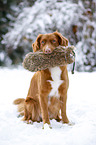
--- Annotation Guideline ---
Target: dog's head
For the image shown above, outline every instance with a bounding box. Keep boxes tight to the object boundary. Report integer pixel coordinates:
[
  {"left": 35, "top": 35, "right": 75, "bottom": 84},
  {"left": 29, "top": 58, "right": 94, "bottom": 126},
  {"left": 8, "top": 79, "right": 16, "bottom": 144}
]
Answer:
[{"left": 32, "top": 31, "right": 68, "bottom": 54}]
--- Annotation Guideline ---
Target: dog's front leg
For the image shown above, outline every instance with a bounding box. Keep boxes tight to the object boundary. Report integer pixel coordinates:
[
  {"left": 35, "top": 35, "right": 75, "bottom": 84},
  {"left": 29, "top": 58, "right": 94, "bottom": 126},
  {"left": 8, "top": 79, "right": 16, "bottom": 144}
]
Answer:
[
  {"left": 60, "top": 94, "right": 69, "bottom": 124},
  {"left": 39, "top": 94, "right": 50, "bottom": 127},
  {"left": 38, "top": 71, "right": 52, "bottom": 129}
]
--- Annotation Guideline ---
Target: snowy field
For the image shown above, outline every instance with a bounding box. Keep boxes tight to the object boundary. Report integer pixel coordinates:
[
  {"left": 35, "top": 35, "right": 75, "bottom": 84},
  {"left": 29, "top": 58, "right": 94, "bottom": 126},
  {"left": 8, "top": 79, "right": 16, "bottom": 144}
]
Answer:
[{"left": 0, "top": 67, "right": 96, "bottom": 145}]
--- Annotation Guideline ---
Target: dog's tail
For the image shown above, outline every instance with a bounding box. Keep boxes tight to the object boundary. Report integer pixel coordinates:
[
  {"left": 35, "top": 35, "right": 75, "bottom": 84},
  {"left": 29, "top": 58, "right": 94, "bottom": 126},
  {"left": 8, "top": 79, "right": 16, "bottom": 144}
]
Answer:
[
  {"left": 13, "top": 98, "right": 25, "bottom": 105},
  {"left": 13, "top": 98, "right": 25, "bottom": 116}
]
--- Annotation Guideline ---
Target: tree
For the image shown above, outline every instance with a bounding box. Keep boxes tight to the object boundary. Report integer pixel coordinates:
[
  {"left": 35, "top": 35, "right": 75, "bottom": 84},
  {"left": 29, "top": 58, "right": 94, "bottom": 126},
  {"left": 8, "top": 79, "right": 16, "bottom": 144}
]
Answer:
[
  {"left": 2, "top": 0, "right": 82, "bottom": 66},
  {"left": 76, "top": 0, "right": 96, "bottom": 71},
  {"left": 0, "top": 0, "right": 36, "bottom": 66}
]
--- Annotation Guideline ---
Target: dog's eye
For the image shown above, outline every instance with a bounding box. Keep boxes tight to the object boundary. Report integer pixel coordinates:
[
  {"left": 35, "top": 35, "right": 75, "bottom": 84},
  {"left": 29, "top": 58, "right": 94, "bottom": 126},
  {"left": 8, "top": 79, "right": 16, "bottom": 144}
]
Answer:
[
  {"left": 41, "top": 41, "right": 45, "bottom": 44},
  {"left": 52, "top": 40, "right": 56, "bottom": 43}
]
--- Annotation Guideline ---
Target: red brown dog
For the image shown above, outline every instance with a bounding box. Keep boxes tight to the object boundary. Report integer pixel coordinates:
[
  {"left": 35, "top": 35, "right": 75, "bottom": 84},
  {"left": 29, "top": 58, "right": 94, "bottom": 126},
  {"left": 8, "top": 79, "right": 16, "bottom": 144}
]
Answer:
[{"left": 14, "top": 31, "right": 69, "bottom": 128}]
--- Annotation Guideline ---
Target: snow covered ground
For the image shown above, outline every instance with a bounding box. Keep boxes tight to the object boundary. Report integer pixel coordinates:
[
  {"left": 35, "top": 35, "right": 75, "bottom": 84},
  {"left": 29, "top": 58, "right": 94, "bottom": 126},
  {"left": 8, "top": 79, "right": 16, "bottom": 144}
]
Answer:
[{"left": 0, "top": 67, "right": 96, "bottom": 145}]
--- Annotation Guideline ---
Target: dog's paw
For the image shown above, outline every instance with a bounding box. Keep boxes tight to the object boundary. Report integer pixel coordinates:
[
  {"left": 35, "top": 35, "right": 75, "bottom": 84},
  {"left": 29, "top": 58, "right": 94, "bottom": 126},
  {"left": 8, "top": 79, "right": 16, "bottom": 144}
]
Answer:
[
  {"left": 42, "top": 123, "right": 52, "bottom": 129},
  {"left": 68, "top": 121, "right": 75, "bottom": 126},
  {"left": 26, "top": 120, "right": 33, "bottom": 124}
]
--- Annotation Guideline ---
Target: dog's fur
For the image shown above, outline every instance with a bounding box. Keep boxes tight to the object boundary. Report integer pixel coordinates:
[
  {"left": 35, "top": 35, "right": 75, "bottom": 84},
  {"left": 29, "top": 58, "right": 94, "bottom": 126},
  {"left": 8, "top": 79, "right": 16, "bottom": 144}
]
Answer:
[{"left": 14, "top": 31, "right": 69, "bottom": 126}]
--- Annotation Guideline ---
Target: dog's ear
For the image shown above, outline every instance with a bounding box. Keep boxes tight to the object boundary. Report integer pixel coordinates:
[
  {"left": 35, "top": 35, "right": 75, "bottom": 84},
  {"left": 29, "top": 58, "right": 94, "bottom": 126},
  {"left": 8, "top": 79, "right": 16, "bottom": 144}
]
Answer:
[
  {"left": 54, "top": 31, "right": 68, "bottom": 46},
  {"left": 32, "top": 34, "right": 43, "bottom": 52}
]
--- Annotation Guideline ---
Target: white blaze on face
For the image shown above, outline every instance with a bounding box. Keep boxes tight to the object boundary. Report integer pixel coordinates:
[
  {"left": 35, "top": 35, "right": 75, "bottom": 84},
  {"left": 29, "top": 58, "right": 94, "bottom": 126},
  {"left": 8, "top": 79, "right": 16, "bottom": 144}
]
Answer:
[
  {"left": 48, "top": 67, "right": 63, "bottom": 98},
  {"left": 46, "top": 45, "right": 49, "bottom": 49}
]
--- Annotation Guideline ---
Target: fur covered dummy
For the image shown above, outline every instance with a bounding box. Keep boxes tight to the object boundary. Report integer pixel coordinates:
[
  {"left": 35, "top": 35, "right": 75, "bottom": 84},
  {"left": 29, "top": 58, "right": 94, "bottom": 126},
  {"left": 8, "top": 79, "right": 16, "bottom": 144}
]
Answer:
[{"left": 23, "top": 46, "right": 75, "bottom": 72}]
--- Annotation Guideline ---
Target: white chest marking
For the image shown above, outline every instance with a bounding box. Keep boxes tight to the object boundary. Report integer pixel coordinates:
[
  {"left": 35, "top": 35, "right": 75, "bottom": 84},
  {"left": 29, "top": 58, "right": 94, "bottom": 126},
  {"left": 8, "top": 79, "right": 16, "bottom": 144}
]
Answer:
[{"left": 48, "top": 67, "right": 63, "bottom": 98}]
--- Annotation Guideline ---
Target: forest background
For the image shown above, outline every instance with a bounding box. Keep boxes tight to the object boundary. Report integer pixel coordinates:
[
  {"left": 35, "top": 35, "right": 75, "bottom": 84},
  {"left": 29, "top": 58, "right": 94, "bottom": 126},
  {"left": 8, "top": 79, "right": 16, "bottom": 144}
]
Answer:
[{"left": 0, "top": 0, "right": 96, "bottom": 72}]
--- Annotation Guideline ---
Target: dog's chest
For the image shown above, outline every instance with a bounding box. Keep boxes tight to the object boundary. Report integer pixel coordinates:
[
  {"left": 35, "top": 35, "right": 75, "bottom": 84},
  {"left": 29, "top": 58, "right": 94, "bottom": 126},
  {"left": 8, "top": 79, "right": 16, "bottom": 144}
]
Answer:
[{"left": 48, "top": 67, "right": 63, "bottom": 98}]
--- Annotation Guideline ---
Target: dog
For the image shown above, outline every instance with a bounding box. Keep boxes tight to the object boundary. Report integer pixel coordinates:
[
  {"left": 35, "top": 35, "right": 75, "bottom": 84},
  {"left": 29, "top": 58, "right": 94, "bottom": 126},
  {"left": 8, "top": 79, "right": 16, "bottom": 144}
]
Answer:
[{"left": 14, "top": 31, "right": 69, "bottom": 128}]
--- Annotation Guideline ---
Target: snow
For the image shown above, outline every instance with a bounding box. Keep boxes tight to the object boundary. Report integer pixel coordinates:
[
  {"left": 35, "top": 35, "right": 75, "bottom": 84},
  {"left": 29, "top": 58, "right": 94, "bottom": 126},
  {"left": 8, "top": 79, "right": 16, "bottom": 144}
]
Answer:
[
  {"left": 0, "top": 67, "right": 96, "bottom": 145},
  {"left": 0, "top": 52, "right": 5, "bottom": 61}
]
